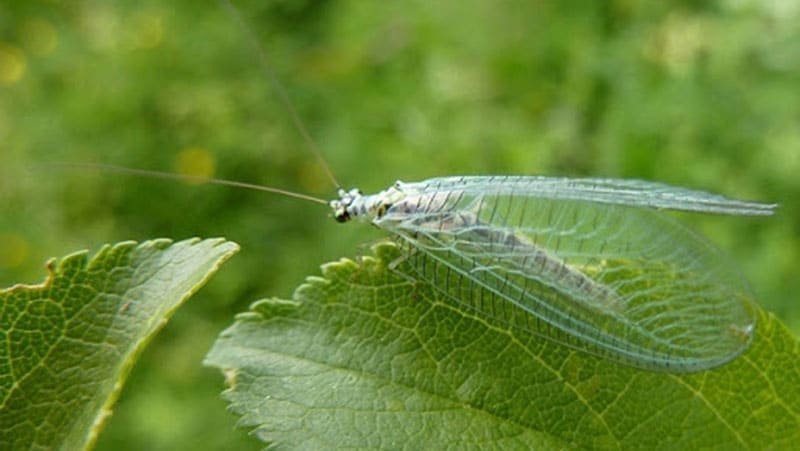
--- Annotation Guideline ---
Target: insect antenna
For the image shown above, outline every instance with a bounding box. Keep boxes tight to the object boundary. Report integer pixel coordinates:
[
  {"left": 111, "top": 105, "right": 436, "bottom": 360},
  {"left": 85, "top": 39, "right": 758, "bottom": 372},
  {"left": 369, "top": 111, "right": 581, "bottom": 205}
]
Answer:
[
  {"left": 40, "top": 162, "right": 329, "bottom": 205},
  {"left": 218, "top": 0, "right": 342, "bottom": 191}
]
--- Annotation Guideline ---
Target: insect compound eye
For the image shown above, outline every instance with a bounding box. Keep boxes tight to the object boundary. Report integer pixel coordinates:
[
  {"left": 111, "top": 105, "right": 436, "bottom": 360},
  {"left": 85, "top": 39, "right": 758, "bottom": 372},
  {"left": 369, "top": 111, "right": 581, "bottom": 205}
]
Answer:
[{"left": 334, "top": 210, "right": 350, "bottom": 223}]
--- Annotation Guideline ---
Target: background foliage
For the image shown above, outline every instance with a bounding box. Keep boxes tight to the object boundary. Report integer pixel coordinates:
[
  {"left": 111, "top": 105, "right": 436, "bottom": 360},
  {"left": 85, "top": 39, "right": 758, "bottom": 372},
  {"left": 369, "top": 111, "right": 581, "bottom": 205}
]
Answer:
[{"left": 0, "top": 0, "right": 797, "bottom": 449}]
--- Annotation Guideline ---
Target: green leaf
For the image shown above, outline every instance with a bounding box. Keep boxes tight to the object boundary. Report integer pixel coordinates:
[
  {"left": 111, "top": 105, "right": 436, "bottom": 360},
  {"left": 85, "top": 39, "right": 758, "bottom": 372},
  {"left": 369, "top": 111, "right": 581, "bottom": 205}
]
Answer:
[
  {"left": 206, "top": 241, "right": 799, "bottom": 449},
  {"left": 0, "top": 238, "right": 239, "bottom": 451}
]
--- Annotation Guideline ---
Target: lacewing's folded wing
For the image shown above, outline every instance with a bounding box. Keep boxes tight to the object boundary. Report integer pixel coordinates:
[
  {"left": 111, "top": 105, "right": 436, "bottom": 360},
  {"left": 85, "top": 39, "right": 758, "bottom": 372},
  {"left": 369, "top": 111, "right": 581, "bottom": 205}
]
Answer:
[{"left": 374, "top": 177, "right": 768, "bottom": 372}]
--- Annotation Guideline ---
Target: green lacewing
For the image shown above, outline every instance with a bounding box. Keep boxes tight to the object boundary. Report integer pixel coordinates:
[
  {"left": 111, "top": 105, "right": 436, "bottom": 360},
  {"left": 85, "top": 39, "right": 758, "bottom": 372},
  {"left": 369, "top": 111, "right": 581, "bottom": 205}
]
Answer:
[{"left": 330, "top": 176, "right": 774, "bottom": 372}]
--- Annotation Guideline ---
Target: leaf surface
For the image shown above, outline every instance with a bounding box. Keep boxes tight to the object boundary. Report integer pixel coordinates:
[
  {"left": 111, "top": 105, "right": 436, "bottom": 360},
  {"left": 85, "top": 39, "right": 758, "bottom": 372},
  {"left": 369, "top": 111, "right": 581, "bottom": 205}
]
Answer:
[
  {"left": 206, "top": 242, "right": 799, "bottom": 449},
  {"left": 0, "top": 238, "right": 239, "bottom": 450}
]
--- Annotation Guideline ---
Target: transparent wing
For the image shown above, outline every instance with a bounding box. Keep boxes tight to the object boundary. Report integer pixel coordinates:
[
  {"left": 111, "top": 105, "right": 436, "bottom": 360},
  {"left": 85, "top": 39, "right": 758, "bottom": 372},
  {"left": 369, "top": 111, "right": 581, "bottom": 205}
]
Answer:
[
  {"left": 375, "top": 185, "right": 760, "bottom": 372},
  {"left": 400, "top": 176, "right": 777, "bottom": 216}
]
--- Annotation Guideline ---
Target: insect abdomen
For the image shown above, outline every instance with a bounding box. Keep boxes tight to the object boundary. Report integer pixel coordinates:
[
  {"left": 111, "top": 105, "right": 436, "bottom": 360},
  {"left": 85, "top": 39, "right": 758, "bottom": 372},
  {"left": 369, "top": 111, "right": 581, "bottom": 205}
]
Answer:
[{"left": 379, "top": 191, "right": 622, "bottom": 314}]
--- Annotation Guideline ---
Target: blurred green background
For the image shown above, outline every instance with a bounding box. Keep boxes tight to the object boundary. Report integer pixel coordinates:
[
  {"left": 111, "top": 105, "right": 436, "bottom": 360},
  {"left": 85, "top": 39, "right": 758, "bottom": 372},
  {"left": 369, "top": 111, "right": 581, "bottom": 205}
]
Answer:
[{"left": 1, "top": 0, "right": 798, "bottom": 449}]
